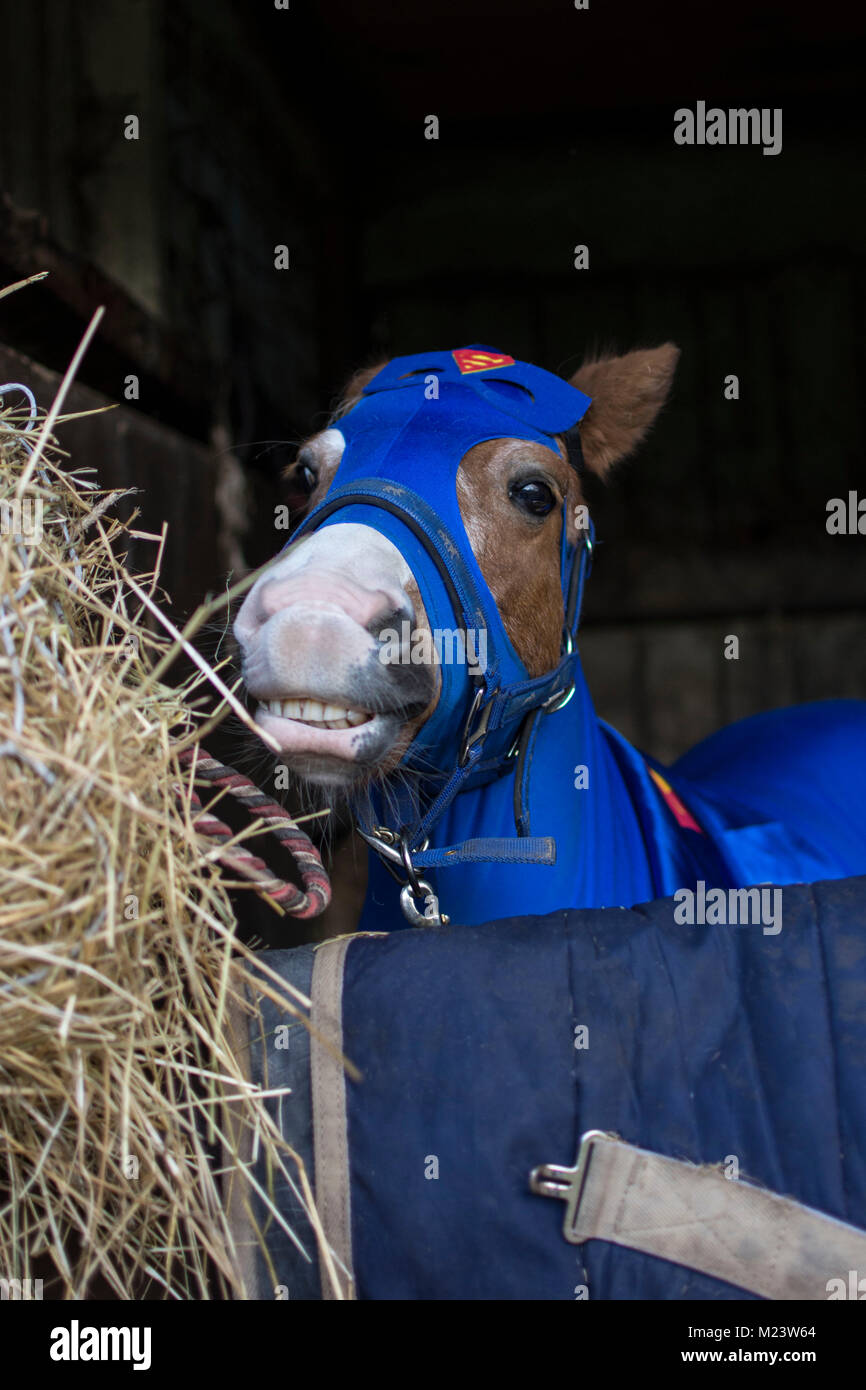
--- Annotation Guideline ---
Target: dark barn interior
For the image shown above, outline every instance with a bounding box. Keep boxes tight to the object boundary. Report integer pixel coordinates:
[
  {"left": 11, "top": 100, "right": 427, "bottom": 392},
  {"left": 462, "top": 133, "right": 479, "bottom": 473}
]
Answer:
[{"left": 1, "top": 0, "right": 864, "bottom": 765}]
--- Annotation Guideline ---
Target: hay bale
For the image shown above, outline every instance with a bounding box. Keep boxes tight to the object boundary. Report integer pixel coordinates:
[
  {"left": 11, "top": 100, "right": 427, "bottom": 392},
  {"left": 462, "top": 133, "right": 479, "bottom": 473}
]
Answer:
[{"left": 0, "top": 348, "right": 318, "bottom": 1299}]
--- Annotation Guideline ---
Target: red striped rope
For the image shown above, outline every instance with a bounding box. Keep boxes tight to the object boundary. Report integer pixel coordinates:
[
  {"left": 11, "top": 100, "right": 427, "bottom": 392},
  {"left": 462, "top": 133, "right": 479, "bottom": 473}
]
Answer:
[{"left": 174, "top": 745, "right": 331, "bottom": 919}]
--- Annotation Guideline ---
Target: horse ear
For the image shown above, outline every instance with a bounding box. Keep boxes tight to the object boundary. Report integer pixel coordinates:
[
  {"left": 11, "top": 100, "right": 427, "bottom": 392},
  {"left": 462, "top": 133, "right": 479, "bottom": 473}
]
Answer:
[
  {"left": 332, "top": 361, "right": 388, "bottom": 417},
  {"left": 569, "top": 344, "right": 680, "bottom": 479}
]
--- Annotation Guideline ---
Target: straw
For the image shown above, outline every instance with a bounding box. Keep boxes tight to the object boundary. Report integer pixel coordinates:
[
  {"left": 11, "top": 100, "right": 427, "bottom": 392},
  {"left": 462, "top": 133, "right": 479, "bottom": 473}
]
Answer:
[{"left": 0, "top": 319, "right": 328, "bottom": 1299}]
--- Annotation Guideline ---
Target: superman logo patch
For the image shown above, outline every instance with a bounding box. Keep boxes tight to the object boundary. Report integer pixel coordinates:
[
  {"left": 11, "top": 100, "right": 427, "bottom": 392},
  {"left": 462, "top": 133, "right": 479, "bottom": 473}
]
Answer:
[{"left": 452, "top": 349, "right": 515, "bottom": 375}]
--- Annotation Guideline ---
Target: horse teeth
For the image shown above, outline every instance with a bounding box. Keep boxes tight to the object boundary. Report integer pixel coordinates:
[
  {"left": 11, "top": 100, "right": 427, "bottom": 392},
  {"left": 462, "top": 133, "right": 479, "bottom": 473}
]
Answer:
[{"left": 261, "top": 697, "right": 372, "bottom": 727}]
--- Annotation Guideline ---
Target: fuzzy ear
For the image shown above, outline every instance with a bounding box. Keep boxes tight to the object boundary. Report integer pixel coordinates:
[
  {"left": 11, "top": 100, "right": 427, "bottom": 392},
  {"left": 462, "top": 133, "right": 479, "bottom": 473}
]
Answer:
[
  {"left": 570, "top": 344, "right": 680, "bottom": 479},
  {"left": 331, "top": 361, "right": 388, "bottom": 418}
]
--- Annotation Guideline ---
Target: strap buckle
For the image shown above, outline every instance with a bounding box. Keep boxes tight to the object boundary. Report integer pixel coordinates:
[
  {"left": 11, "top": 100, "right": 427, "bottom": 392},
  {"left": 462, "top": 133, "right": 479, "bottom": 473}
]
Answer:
[
  {"left": 542, "top": 633, "right": 576, "bottom": 713},
  {"left": 529, "top": 1129, "right": 616, "bottom": 1242},
  {"left": 458, "top": 685, "right": 492, "bottom": 767},
  {"left": 531, "top": 1129, "right": 866, "bottom": 1298}
]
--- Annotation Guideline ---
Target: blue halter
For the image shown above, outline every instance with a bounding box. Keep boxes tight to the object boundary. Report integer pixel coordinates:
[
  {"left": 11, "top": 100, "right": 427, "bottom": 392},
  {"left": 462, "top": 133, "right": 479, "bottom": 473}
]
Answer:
[{"left": 289, "top": 347, "right": 593, "bottom": 918}]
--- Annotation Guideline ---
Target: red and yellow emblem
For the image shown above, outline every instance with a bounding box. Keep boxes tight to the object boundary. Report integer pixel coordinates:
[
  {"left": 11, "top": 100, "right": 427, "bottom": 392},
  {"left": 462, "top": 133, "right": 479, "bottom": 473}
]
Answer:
[
  {"left": 647, "top": 767, "right": 704, "bottom": 834},
  {"left": 452, "top": 349, "right": 515, "bottom": 375}
]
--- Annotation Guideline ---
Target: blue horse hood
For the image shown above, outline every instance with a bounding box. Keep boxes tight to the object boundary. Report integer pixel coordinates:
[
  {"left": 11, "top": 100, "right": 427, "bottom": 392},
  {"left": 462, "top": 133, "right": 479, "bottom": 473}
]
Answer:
[{"left": 292, "top": 347, "right": 592, "bottom": 779}]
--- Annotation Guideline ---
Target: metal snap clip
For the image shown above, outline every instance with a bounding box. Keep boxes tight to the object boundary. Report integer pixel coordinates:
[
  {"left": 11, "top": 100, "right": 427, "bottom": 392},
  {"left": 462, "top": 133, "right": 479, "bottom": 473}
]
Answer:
[{"left": 400, "top": 879, "right": 450, "bottom": 928}]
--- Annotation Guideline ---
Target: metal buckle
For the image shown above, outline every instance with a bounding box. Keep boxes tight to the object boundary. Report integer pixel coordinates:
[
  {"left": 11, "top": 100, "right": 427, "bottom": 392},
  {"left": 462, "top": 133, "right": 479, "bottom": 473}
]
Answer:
[
  {"left": 543, "top": 682, "right": 576, "bottom": 713},
  {"left": 542, "top": 632, "right": 575, "bottom": 712},
  {"left": 458, "top": 685, "right": 492, "bottom": 767},
  {"left": 356, "top": 824, "right": 403, "bottom": 868},
  {"left": 529, "top": 1129, "right": 615, "bottom": 1243}
]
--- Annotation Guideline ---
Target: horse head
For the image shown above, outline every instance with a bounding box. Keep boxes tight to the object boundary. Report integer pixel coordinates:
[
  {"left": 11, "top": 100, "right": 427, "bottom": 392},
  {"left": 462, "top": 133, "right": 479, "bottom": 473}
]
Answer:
[{"left": 234, "top": 344, "right": 679, "bottom": 799}]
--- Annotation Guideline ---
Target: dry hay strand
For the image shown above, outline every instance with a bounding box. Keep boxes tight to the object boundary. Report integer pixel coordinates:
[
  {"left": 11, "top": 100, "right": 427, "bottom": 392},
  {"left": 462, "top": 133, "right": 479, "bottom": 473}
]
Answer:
[{"left": 0, "top": 369, "right": 327, "bottom": 1299}]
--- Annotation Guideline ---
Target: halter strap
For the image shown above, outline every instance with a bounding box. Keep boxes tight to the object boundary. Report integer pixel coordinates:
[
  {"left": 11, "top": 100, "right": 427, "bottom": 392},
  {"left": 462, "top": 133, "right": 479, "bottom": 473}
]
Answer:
[
  {"left": 287, "top": 349, "right": 595, "bottom": 924},
  {"left": 294, "top": 479, "right": 595, "bottom": 908}
]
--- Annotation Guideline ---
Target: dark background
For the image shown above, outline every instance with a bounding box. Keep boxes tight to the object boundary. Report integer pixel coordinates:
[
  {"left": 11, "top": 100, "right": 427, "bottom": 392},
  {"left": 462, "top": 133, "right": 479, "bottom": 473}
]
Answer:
[{"left": 1, "top": 0, "right": 864, "bottom": 759}]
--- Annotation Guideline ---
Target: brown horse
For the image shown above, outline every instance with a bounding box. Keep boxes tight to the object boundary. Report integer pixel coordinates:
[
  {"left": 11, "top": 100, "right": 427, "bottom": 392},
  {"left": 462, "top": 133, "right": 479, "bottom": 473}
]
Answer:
[
  {"left": 234, "top": 342, "right": 866, "bottom": 938},
  {"left": 234, "top": 344, "right": 678, "bottom": 934}
]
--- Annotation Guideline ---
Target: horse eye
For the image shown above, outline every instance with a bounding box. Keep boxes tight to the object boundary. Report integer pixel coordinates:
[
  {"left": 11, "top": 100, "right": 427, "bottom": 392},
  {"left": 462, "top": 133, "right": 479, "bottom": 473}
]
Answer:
[
  {"left": 295, "top": 456, "right": 318, "bottom": 493},
  {"left": 509, "top": 478, "right": 556, "bottom": 517}
]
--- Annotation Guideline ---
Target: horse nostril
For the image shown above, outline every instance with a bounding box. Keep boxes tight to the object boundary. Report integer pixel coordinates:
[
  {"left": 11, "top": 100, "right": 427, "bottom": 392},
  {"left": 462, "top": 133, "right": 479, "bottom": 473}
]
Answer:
[
  {"left": 257, "top": 580, "right": 288, "bottom": 623},
  {"left": 368, "top": 604, "right": 415, "bottom": 644}
]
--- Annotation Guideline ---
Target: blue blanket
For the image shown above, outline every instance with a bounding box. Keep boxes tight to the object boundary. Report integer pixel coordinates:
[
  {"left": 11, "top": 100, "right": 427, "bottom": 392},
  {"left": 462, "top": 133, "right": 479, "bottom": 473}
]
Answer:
[{"left": 241, "top": 874, "right": 866, "bottom": 1300}]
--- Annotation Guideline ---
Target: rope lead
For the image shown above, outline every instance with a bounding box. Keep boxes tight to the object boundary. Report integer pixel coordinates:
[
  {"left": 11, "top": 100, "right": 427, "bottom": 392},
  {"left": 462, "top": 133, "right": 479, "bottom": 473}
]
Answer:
[{"left": 175, "top": 745, "right": 331, "bottom": 920}]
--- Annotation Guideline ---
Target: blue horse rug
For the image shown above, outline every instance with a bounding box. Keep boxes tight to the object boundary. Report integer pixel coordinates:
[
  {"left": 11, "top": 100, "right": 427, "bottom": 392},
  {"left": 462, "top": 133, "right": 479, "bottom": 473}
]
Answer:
[
  {"left": 285, "top": 346, "right": 866, "bottom": 934},
  {"left": 230, "top": 874, "right": 866, "bottom": 1301}
]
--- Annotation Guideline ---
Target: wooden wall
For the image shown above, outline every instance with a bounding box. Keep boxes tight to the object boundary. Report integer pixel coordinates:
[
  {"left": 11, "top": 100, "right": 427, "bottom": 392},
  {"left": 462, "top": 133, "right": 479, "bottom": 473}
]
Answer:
[
  {"left": 0, "top": 0, "right": 338, "bottom": 587},
  {"left": 346, "top": 127, "right": 866, "bottom": 762},
  {"left": 1, "top": 0, "right": 864, "bottom": 764}
]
